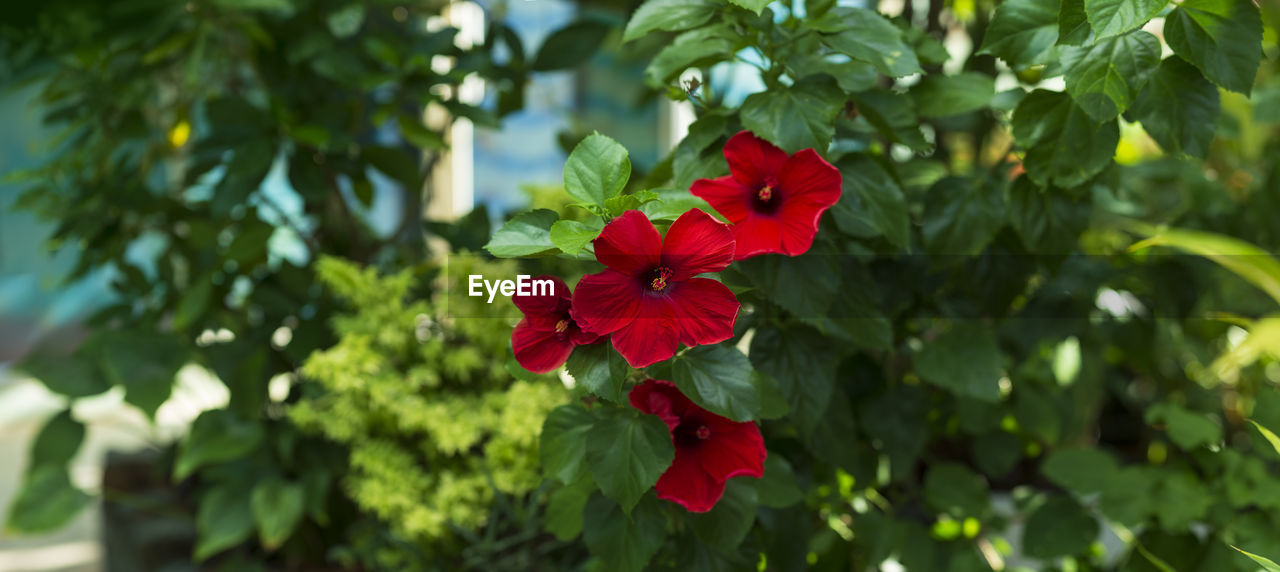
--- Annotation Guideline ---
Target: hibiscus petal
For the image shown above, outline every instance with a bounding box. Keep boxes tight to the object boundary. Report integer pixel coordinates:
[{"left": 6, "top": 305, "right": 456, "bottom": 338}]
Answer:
[
  {"left": 724, "top": 131, "right": 788, "bottom": 188},
  {"left": 775, "top": 199, "right": 828, "bottom": 256},
  {"left": 511, "top": 274, "right": 569, "bottom": 316},
  {"left": 571, "top": 270, "right": 643, "bottom": 335},
  {"left": 661, "top": 209, "right": 736, "bottom": 279},
  {"left": 655, "top": 450, "right": 727, "bottom": 513},
  {"left": 730, "top": 215, "right": 784, "bottom": 260},
  {"left": 512, "top": 319, "right": 575, "bottom": 374},
  {"left": 667, "top": 278, "right": 739, "bottom": 347},
  {"left": 777, "top": 149, "right": 842, "bottom": 208},
  {"left": 628, "top": 379, "right": 681, "bottom": 429},
  {"left": 593, "top": 210, "right": 662, "bottom": 275},
  {"left": 690, "top": 176, "right": 753, "bottom": 223},
  {"left": 699, "top": 417, "right": 767, "bottom": 482},
  {"left": 609, "top": 295, "right": 683, "bottom": 368}
]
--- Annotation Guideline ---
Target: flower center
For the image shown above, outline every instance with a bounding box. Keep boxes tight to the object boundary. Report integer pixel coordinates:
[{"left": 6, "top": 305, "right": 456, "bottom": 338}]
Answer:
[
  {"left": 695, "top": 425, "right": 711, "bottom": 440},
  {"left": 753, "top": 177, "right": 781, "bottom": 214},
  {"left": 648, "top": 266, "right": 673, "bottom": 292},
  {"left": 554, "top": 319, "right": 569, "bottom": 334}
]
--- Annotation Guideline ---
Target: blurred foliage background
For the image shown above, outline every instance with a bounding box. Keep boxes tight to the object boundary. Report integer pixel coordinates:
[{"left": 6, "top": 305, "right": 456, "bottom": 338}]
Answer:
[{"left": 3, "top": 0, "right": 1280, "bottom": 570}]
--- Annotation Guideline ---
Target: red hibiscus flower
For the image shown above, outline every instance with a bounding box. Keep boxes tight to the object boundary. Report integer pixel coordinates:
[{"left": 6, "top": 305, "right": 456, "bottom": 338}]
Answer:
[
  {"left": 571, "top": 209, "right": 739, "bottom": 368},
  {"left": 690, "top": 130, "right": 842, "bottom": 260},
  {"left": 512, "top": 275, "right": 599, "bottom": 374},
  {"left": 629, "top": 379, "right": 765, "bottom": 512}
]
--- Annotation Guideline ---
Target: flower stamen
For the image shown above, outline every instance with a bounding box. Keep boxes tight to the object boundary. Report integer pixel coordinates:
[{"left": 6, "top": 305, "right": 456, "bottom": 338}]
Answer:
[
  {"left": 695, "top": 425, "right": 711, "bottom": 440},
  {"left": 757, "top": 186, "right": 773, "bottom": 202},
  {"left": 554, "top": 319, "right": 569, "bottom": 334},
  {"left": 649, "top": 266, "right": 673, "bottom": 291}
]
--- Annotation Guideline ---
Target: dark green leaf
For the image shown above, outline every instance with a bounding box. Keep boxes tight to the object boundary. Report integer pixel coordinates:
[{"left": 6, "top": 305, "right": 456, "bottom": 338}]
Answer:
[
  {"left": 29, "top": 410, "right": 84, "bottom": 470},
  {"left": 97, "top": 330, "right": 190, "bottom": 419},
  {"left": 4, "top": 466, "right": 89, "bottom": 534},
  {"left": 670, "top": 344, "right": 760, "bottom": 421},
  {"left": 691, "top": 479, "right": 758, "bottom": 552},
  {"left": 1163, "top": 0, "right": 1262, "bottom": 94},
  {"left": 623, "top": 0, "right": 717, "bottom": 43},
  {"left": 586, "top": 408, "right": 675, "bottom": 513},
  {"left": 1058, "top": 0, "right": 1091, "bottom": 45},
  {"left": 546, "top": 477, "right": 594, "bottom": 541},
  {"left": 978, "top": 0, "right": 1059, "bottom": 67},
  {"left": 16, "top": 349, "right": 110, "bottom": 398},
  {"left": 1023, "top": 495, "right": 1098, "bottom": 558},
  {"left": 814, "top": 8, "right": 922, "bottom": 77},
  {"left": 750, "top": 325, "right": 841, "bottom": 436},
  {"left": 195, "top": 485, "right": 254, "bottom": 561},
  {"left": 1012, "top": 90, "right": 1118, "bottom": 188},
  {"left": 565, "top": 342, "right": 630, "bottom": 401},
  {"left": 756, "top": 455, "right": 803, "bottom": 508},
  {"left": 484, "top": 209, "right": 559, "bottom": 257},
  {"left": 533, "top": 20, "right": 611, "bottom": 71},
  {"left": 1128, "top": 56, "right": 1219, "bottom": 158},
  {"left": 1042, "top": 447, "right": 1117, "bottom": 494},
  {"left": 832, "top": 155, "right": 910, "bottom": 250},
  {"left": 911, "top": 73, "right": 995, "bottom": 118},
  {"left": 1084, "top": 0, "right": 1166, "bottom": 38},
  {"left": 541, "top": 404, "right": 596, "bottom": 484},
  {"left": 1060, "top": 31, "right": 1161, "bottom": 121},
  {"left": 638, "top": 189, "right": 715, "bottom": 222},
  {"left": 646, "top": 25, "right": 737, "bottom": 86},
  {"left": 924, "top": 463, "right": 989, "bottom": 517},
  {"left": 582, "top": 495, "right": 666, "bottom": 572},
  {"left": 1145, "top": 402, "right": 1222, "bottom": 450},
  {"left": 251, "top": 476, "right": 306, "bottom": 550},
  {"left": 740, "top": 75, "right": 844, "bottom": 154},
  {"left": 175, "top": 409, "right": 265, "bottom": 480},
  {"left": 1007, "top": 175, "right": 1090, "bottom": 253},
  {"left": 915, "top": 321, "right": 1004, "bottom": 402},
  {"left": 921, "top": 177, "right": 1005, "bottom": 256}
]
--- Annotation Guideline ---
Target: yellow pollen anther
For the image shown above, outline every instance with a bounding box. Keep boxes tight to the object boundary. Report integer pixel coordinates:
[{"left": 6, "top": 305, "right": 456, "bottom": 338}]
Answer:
[
  {"left": 758, "top": 186, "right": 773, "bottom": 201},
  {"left": 554, "top": 319, "right": 569, "bottom": 333}
]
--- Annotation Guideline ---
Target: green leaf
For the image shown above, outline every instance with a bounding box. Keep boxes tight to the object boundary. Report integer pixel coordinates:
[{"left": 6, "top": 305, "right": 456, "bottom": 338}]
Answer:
[
  {"left": 549, "top": 218, "right": 604, "bottom": 256},
  {"left": 921, "top": 177, "right": 1005, "bottom": 256},
  {"left": 740, "top": 75, "right": 845, "bottom": 154},
  {"left": 622, "top": 0, "right": 717, "bottom": 43},
  {"left": 915, "top": 322, "right": 1004, "bottom": 402},
  {"left": 533, "top": 20, "right": 611, "bottom": 71},
  {"left": 541, "top": 405, "right": 596, "bottom": 484},
  {"left": 646, "top": 25, "right": 738, "bottom": 86},
  {"left": 361, "top": 145, "right": 420, "bottom": 189},
  {"left": 484, "top": 209, "right": 559, "bottom": 257},
  {"left": 740, "top": 253, "right": 840, "bottom": 318},
  {"left": 1233, "top": 546, "right": 1280, "bottom": 572},
  {"left": 586, "top": 408, "right": 675, "bottom": 513},
  {"left": 96, "top": 329, "right": 190, "bottom": 419},
  {"left": 604, "top": 190, "right": 660, "bottom": 216},
  {"left": 1145, "top": 402, "right": 1222, "bottom": 450},
  {"left": 978, "top": 0, "right": 1059, "bottom": 67},
  {"left": 911, "top": 73, "right": 995, "bottom": 118},
  {"left": 1042, "top": 447, "right": 1118, "bottom": 494},
  {"left": 1084, "top": 0, "right": 1166, "bottom": 38},
  {"left": 1058, "top": 0, "right": 1092, "bottom": 45},
  {"left": 1163, "top": 0, "right": 1263, "bottom": 94},
  {"left": 582, "top": 494, "right": 666, "bottom": 572},
  {"left": 670, "top": 345, "right": 760, "bottom": 422},
  {"left": 638, "top": 189, "right": 715, "bottom": 221},
  {"left": 4, "top": 466, "right": 90, "bottom": 534},
  {"left": 1248, "top": 420, "right": 1280, "bottom": 456},
  {"left": 850, "top": 89, "right": 932, "bottom": 152},
  {"left": 195, "top": 485, "right": 254, "bottom": 561},
  {"left": 1012, "top": 90, "right": 1118, "bottom": 188},
  {"left": 29, "top": 410, "right": 85, "bottom": 471},
  {"left": 565, "top": 342, "right": 630, "bottom": 401},
  {"left": 175, "top": 409, "right": 265, "bottom": 480},
  {"left": 750, "top": 325, "right": 841, "bottom": 437},
  {"left": 564, "top": 133, "right": 632, "bottom": 207},
  {"left": 1007, "top": 175, "right": 1090, "bottom": 253},
  {"left": 691, "top": 479, "right": 758, "bottom": 552},
  {"left": 173, "top": 274, "right": 214, "bottom": 331},
  {"left": 1022, "top": 495, "right": 1099, "bottom": 558},
  {"left": 813, "top": 8, "right": 922, "bottom": 77},
  {"left": 971, "top": 432, "right": 1022, "bottom": 477},
  {"left": 1126, "top": 225, "right": 1280, "bottom": 305},
  {"left": 1060, "top": 31, "right": 1161, "bottom": 121},
  {"left": 1128, "top": 56, "right": 1220, "bottom": 158},
  {"left": 756, "top": 455, "right": 803, "bottom": 508},
  {"left": 251, "top": 476, "right": 306, "bottom": 550},
  {"left": 546, "top": 477, "right": 594, "bottom": 541},
  {"left": 15, "top": 348, "right": 110, "bottom": 398},
  {"left": 924, "top": 463, "right": 989, "bottom": 517},
  {"left": 727, "top": 0, "right": 770, "bottom": 14},
  {"left": 326, "top": 4, "right": 364, "bottom": 38}
]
